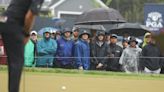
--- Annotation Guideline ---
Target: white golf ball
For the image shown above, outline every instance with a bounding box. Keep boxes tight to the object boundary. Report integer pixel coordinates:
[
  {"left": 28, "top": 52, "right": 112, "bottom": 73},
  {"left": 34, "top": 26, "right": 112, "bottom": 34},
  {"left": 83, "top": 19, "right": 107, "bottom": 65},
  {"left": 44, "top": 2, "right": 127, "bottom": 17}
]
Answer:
[{"left": 61, "top": 86, "right": 66, "bottom": 90}]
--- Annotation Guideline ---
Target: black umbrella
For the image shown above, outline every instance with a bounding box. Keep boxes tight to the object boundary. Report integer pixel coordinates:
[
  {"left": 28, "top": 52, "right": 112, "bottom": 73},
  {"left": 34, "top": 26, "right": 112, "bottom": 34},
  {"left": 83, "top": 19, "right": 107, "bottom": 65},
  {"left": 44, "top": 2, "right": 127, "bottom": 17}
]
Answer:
[
  {"left": 109, "top": 23, "right": 150, "bottom": 36},
  {"left": 73, "top": 25, "right": 106, "bottom": 31},
  {"left": 75, "top": 8, "right": 126, "bottom": 25}
]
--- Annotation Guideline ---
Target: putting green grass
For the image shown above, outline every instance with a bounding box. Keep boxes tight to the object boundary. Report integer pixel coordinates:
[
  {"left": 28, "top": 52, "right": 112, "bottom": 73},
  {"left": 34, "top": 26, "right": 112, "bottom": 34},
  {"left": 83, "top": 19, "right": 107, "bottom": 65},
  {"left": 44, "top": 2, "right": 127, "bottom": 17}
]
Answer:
[{"left": 0, "top": 66, "right": 164, "bottom": 92}]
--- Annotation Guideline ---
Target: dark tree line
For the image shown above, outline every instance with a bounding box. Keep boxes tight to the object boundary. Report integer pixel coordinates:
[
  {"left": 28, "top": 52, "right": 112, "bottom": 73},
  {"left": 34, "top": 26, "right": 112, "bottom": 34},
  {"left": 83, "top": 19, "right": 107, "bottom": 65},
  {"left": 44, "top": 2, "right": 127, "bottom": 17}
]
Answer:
[{"left": 102, "top": 0, "right": 164, "bottom": 23}]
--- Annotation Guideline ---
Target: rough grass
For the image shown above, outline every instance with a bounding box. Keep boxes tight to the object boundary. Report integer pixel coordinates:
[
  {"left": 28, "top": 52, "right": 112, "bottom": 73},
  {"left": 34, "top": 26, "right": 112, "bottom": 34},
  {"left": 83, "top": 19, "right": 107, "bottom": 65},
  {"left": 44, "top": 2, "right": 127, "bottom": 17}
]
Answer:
[{"left": 1, "top": 65, "right": 164, "bottom": 80}]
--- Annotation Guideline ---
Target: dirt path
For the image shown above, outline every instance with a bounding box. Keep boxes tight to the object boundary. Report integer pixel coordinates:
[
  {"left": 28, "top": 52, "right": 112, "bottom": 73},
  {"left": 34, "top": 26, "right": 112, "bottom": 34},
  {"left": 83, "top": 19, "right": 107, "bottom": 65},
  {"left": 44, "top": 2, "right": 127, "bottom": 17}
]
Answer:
[{"left": 1, "top": 72, "right": 164, "bottom": 92}]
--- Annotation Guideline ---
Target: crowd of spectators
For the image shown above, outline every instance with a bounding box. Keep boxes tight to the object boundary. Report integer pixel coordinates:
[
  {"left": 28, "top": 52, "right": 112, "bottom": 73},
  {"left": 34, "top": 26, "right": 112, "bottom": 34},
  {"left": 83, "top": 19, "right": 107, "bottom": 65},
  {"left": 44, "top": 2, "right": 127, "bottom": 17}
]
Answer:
[{"left": 0, "top": 27, "right": 164, "bottom": 74}]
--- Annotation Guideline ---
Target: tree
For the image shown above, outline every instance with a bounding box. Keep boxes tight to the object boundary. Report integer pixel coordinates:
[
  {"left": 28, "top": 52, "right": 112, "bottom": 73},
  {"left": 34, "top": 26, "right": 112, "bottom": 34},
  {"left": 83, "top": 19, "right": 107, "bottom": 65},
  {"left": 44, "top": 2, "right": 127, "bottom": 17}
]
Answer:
[{"left": 102, "top": 0, "right": 164, "bottom": 23}]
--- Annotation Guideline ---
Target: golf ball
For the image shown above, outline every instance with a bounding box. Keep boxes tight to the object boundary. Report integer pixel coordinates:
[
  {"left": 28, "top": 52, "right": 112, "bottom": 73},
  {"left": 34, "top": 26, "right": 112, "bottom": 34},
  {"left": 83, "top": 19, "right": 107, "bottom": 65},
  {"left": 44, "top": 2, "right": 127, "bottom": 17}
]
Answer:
[{"left": 61, "top": 86, "right": 66, "bottom": 90}]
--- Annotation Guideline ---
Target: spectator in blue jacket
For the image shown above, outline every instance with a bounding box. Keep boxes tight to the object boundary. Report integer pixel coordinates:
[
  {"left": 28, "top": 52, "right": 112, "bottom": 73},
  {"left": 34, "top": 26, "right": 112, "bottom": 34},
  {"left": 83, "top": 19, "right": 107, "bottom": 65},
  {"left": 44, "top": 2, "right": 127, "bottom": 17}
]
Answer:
[
  {"left": 74, "top": 29, "right": 91, "bottom": 70},
  {"left": 55, "top": 27, "right": 75, "bottom": 69},
  {"left": 36, "top": 28, "right": 57, "bottom": 67}
]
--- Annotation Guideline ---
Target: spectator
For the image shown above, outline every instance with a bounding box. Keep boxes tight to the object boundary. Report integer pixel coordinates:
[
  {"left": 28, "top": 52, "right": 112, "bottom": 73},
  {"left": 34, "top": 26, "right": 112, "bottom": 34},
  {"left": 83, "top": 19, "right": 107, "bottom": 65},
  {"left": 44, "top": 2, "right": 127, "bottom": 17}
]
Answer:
[
  {"left": 139, "top": 32, "right": 152, "bottom": 71},
  {"left": 30, "top": 31, "right": 38, "bottom": 64},
  {"left": 55, "top": 27, "right": 74, "bottom": 69},
  {"left": 72, "top": 27, "right": 79, "bottom": 42},
  {"left": 122, "top": 39, "right": 129, "bottom": 49},
  {"left": 106, "top": 34, "right": 123, "bottom": 72},
  {"left": 51, "top": 30, "right": 56, "bottom": 40},
  {"left": 141, "top": 32, "right": 152, "bottom": 48},
  {"left": 142, "top": 37, "right": 162, "bottom": 74},
  {"left": 74, "top": 30, "right": 91, "bottom": 70},
  {"left": 56, "top": 30, "right": 61, "bottom": 40},
  {"left": 90, "top": 31, "right": 108, "bottom": 70},
  {"left": 90, "top": 29, "right": 97, "bottom": 42},
  {"left": 36, "top": 29, "right": 57, "bottom": 67},
  {"left": 0, "top": 34, "right": 7, "bottom": 65},
  {"left": 30, "top": 30, "right": 38, "bottom": 43},
  {"left": 119, "top": 37, "right": 142, "bottom": 73},
  {"left": 24, "top": 31, "right": 38, "bottom": 67},
  {"left": 105, "top": 33, "right": 111, "bottom": 45}
]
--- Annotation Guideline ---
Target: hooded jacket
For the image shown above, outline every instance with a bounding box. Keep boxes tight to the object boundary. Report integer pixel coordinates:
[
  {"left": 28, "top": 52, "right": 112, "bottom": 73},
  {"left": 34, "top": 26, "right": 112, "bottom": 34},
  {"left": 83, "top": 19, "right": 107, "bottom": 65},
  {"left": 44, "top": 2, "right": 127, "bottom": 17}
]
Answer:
[
  {"left": 90, "top": 31, "right": 108, "bottom": 69},
  {"left": 142, "top": 32, "right": 151, "bottom": 48},
  {"left": 119, "top": 46, "right": 142, "bottom": 73},
  {"left": 24, "top": 39, "right": 35, "bottom": 67},
  {"left": 36, "top": 31, "right": 57, "bottom": 67},
  {"left": 56, "top": 36, "right": 74, "bottom": 65}
]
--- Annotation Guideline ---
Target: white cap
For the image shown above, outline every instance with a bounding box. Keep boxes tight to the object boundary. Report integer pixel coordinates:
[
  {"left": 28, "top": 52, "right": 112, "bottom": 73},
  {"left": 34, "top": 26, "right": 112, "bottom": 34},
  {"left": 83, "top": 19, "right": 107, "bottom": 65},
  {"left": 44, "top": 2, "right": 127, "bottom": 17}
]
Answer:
[
  {"left": 30, "top": 31, "right": 37, "bottom": 35},
  {"left": 51, "top": 30, "right": 57, "bottom": 33}
]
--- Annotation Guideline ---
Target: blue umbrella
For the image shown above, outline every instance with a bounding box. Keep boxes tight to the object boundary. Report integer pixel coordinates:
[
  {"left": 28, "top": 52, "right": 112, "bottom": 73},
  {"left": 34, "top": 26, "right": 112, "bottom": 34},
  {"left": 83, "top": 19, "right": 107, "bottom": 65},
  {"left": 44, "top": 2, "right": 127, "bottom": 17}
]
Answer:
[
  {"left": 52, "top": 18, "right": 66, "bottom": 26},
  {"left": 38, "top": 27, "right": 56, "bottom": 36}
]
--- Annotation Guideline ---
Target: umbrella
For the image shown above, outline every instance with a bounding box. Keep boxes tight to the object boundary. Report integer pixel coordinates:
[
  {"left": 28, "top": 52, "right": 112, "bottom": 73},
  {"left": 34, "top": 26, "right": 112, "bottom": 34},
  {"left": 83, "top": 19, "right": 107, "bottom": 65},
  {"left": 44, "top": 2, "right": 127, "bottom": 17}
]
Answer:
[
  {"left": 52, "top": 18, "right": 66, "bottom": 26},
  {"left": 75, "top": 8, "right": 126, "bottom": 25},
  {"left": 38, "top": 27, "right": 57, "bottom": 36},
  {"left": 73, "top": 25, "right": 106, "bottom": 31},
  {"left": 109, "top": 23, "right": 150, "bottom": 36}
]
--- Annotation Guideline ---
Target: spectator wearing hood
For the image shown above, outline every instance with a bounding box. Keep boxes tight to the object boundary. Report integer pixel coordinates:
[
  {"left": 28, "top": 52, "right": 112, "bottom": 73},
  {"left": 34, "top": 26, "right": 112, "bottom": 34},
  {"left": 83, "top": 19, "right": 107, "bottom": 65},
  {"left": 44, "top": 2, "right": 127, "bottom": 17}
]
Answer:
[
  {"left": 141, "top": 32, "right": 152, "bottom": 48},
  {"left": 119, "top": 37, "right": 142, "bottom": 73},
  {"left": 36, "top": 29, "right": 57, "bottom": 67},
  {"left": 24, "top": 31, "right": 38, "bottom": 67},
  {"left": 74, "top": 30, "right": 91, "bottom": 70},
  {"left": 106, "top": 34, "right": 123, "bottom": 72},
  {"left": 142, "top": 37, "right": 162, "bottom": 74},
  {"left": 90, "top": 31, "right": 108, "bottom": 70},
  {"left": 139, "top": 32, "right": 152, "bottom": 71},
  {"left": 55, "top": 27, "right": 74, "bottom": 69}
]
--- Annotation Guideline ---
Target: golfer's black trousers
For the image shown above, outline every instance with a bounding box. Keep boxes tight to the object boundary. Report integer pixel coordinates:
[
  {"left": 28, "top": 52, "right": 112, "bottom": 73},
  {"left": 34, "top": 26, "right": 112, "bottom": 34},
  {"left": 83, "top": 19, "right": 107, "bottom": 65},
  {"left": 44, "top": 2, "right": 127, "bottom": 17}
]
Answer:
[{"left": 0, "top": 22, "right": 24, "bottom": 92}]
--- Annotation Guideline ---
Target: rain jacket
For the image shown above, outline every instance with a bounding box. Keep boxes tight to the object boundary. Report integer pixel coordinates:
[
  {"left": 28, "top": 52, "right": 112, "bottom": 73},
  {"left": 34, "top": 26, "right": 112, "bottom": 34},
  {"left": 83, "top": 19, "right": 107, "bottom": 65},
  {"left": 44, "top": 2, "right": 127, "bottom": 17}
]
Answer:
[
  {"left": 56, "top": 37, "right": 74, "bottom": 65},
  {"left": 90, "top": 41, "right": 108, "bottom": 70},
  {"left": 142, "top": 43, "right": 162, "bottom": 70},
  {"left": 24, "top": 39, "right": 35, "bottom": 67},
  {"left": 106, "top": 43, "right": 123, "bottom": 71},
  {"left": 119, "top": 47, "right": 142, "bottom": 73},
  {"left": 36, "top": 36, "right": 57, "bottom": 67},
  {"left": 74, "top": 39, "right": 90, "bottom": 70},
  {"left": 142, "top": 32, "right": 151, "bottom": 48}
]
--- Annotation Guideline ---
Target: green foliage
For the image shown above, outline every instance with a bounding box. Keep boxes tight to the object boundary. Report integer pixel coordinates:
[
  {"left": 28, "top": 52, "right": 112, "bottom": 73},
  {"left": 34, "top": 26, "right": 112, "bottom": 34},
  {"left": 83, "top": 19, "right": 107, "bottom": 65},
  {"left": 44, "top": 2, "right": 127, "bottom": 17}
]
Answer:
[
  {"left": 39, "top": 11, "right": 53, "bottom": 18},
  {"left": 103, "top": 0, "right": 112, "bottom": 6},
  {"left": 0, "top": 6, "right": 5, "bottom": 14},
  {"left": 92, "top": 0, "right": 104, "bottom": 8},
  {"left": 102, "top": 0, "right": 164, "bottom": 23}
]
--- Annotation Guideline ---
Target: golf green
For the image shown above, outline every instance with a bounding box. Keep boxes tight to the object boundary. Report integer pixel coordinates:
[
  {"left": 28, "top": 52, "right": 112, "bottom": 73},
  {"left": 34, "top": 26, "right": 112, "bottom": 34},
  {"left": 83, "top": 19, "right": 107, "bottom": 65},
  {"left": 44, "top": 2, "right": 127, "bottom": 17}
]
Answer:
[{"left": 1, "top": 68, "right": 164, "bottom": 92}]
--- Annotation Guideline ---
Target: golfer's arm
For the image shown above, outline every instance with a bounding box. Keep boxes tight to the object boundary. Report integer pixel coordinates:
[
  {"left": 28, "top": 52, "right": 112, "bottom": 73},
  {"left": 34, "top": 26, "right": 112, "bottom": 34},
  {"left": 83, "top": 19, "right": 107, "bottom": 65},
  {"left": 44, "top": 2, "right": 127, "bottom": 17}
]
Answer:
[{"left": 24, "top": 10, "right": 36, "bottom": 35}]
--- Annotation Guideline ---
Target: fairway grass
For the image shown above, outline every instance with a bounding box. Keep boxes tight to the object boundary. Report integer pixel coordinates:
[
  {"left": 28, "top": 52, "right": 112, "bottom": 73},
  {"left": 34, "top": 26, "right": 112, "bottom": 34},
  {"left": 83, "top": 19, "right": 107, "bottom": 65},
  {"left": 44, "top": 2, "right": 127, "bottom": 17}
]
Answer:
[{"left": 1, "top": 65, "right": 164, "bottom": 92}]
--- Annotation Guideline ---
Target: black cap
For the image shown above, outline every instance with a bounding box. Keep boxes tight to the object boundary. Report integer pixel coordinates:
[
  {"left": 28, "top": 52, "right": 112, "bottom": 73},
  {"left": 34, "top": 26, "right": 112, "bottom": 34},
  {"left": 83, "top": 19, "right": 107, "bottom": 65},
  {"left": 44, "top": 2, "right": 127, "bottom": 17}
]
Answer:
[
  {"left": 111, "top": 34, "right": 118, "bottom": 38},
  {"left": 128, "top": 36, "right": 138, "bottom": 44},
  {"left": 62, "top": 27, "right": 72, "bottom": 34},
  {"left": 96, "top": 31, "right": 105, "bottom": 36},
  {"left": 79, "top": 29, "right": 91, "bottom": 38}
]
